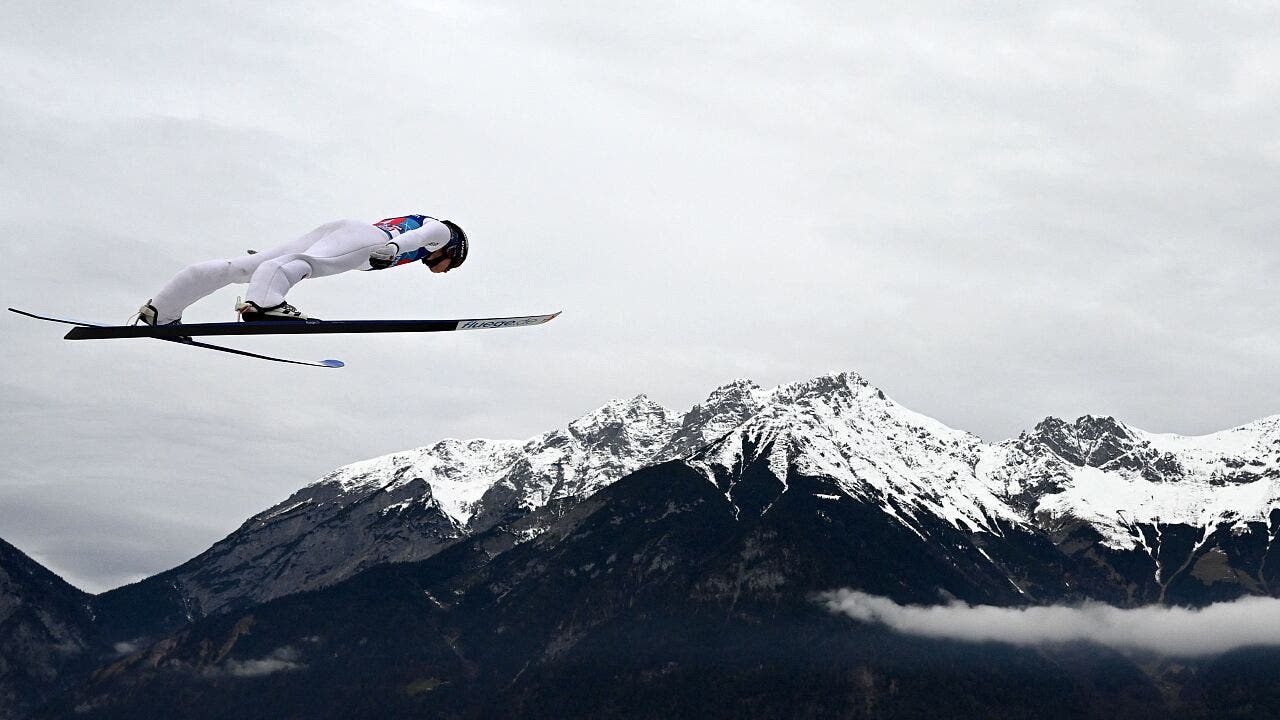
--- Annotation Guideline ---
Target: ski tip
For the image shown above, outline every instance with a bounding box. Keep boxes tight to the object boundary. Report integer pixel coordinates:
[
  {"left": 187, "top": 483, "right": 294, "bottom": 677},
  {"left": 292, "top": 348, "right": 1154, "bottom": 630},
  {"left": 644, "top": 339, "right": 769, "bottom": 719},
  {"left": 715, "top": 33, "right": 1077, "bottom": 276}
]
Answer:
[{"left": 320, "top": 359, "right": 345, "bottom": 368}]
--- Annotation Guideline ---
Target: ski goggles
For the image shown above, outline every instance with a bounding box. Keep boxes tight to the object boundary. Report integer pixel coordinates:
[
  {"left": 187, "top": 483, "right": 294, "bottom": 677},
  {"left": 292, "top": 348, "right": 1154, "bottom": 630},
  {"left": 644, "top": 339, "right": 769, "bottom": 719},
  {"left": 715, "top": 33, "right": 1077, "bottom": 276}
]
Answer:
[{"left": 424, "top": 251, "right": 452, "bottom": 271}]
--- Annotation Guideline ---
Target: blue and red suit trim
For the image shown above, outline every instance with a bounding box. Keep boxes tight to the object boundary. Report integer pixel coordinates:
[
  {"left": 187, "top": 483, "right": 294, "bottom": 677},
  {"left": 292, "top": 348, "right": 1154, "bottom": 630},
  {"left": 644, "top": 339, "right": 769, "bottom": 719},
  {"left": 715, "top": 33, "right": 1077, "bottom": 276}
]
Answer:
[
  {"left": 373, "top": 214, "right": 428, "bottom": 239},
  {"left": 371, "top": 214, "right": 435, "bottom": 267}
]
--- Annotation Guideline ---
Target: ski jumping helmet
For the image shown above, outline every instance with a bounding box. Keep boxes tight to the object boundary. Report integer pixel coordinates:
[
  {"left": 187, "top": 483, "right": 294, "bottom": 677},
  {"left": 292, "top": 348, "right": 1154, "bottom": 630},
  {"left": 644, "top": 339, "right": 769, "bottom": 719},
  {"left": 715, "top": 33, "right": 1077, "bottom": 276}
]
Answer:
[{"left": 431, "top": 219, "right": 468, "bottom": 271}]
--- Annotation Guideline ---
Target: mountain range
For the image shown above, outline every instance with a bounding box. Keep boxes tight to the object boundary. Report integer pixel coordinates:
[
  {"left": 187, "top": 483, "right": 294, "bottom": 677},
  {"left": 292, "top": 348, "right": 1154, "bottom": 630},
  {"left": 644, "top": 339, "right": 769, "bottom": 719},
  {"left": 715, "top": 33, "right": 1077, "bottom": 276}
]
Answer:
[{"left": 4, "top": 371, "right": 1280, "bottom": 719}]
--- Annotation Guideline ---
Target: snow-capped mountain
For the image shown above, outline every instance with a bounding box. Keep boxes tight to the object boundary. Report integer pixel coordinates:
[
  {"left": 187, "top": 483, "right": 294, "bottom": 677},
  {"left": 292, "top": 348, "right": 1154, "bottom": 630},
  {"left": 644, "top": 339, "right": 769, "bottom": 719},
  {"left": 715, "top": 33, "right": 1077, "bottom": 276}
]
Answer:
[
  {"left": 113, "top": 395, "right": 681, "bottom": 617},
  {"left": 688, "top": 372, "right": 1025, "bottom": 534},
  {"left": 990, "top": 413, "right": 1280, "bottom": 603},
  {"left": 12, "top": 370, "right": 1280, "bottom": 720},
  {"left": 656, "top": 377, "right": 772, "bottom": 459},
  {"left": 56, "top": 373, "right": 1280, "bottom": 720},
  {"left": 1006, "top": 413, "right": 1280, "bottom": 546},
  {"left": 658, "top": 371, "right": 1278, "bottom": 596},
  {"left": 96, "top": 371, "right": 1280, "bottom": 636}
]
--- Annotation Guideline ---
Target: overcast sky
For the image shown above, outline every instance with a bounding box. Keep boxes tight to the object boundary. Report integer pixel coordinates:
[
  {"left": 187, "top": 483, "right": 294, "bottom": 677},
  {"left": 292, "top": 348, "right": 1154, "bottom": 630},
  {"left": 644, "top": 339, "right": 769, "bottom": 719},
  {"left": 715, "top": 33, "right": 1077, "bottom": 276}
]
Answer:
[{"left": 3, "top": 1, "right": 1278, "bottom": 593}]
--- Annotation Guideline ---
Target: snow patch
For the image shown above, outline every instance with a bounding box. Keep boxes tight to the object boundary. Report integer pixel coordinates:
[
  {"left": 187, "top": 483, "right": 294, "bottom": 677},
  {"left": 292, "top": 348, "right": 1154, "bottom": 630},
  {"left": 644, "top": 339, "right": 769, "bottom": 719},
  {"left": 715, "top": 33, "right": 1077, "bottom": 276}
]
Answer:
[{"left": 1036, "top": 466, "right": 1280, "bottom": 549}]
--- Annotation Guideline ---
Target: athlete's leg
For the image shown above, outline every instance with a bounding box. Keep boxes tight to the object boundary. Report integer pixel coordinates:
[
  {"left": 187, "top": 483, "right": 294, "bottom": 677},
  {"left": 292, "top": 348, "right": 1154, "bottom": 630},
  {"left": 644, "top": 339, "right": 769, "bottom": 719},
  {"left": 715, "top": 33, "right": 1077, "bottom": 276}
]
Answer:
[
  {"left": 146, "top": 222, "right": 341, "bottom": 322},
  {"left": 297, "top": 219, "right": 387, "bottom": 278},
  {"left": 244, "top": 257, "right": 315, "bottom": 308},
  {"left": 149, "top": 254, "right": 264, "bottom": 323},
  {"left": 243, "top": 220, "right": 384, "bottom": 306}
]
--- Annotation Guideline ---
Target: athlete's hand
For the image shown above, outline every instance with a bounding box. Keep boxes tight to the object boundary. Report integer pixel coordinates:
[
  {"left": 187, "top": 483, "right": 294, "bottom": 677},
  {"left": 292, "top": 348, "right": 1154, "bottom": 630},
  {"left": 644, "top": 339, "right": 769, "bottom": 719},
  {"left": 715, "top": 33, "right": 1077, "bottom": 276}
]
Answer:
[{"left": 368, "top": 242, "right": 400, "bottom": 270}]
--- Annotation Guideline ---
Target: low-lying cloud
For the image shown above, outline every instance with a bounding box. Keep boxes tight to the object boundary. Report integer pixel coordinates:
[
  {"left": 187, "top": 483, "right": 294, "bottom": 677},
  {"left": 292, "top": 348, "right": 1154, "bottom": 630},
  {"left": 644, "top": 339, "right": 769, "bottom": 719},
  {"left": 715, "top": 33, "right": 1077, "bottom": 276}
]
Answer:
[
  {"left": 822, "top": 590, "right": 1280, "bottom": 656},
  {"left": 223, "top": 646, "right": 303, "bottom": 677}
]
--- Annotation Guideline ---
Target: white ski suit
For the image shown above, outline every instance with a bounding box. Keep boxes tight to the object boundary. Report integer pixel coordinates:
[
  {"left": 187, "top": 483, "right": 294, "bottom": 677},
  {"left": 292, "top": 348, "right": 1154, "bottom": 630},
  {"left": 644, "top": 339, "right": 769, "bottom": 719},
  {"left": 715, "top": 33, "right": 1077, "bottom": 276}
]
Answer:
[{"left": 148, "top": 216, "right": 453, "bottom": 323}]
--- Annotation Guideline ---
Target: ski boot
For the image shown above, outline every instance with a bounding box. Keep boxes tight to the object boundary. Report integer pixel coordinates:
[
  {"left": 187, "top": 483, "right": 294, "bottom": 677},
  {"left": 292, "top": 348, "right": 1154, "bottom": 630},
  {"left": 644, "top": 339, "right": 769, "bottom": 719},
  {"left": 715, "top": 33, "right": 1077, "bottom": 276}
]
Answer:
[
  {"left": 235, "top": 297, "right": 315, "bottom": 322},
  {"left": 131, "top": 300, "right": 181, "bottom": 326}
]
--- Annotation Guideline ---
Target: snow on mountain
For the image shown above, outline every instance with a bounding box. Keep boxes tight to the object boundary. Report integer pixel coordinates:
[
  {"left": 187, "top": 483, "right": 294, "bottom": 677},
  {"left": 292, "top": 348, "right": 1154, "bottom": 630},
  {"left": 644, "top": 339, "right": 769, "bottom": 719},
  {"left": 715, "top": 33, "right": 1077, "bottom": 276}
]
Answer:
[
  {"left": 229, "top": 371, "right": 1280, "bottom": 576},
  {"left": 130, "top": 371, "right": 1280, "bottom": 618},
  {"left": 298, "top": 394, "right": 681, "bottom": 529},
  {"left": 469, "top": 395, "right": 681, "bottom": 521},
  {"left": 257, "top": 371, "right": 1046, "bottom": 549},
  {"left": 657, "top": 378, "right": 772, "bottom": 459},
  {"left": 1011, "top": 414, "right": 1280, "bottom": 549},
  {"left": 1139, "top": 415, "right": 1280, "bottom": 481},
  {"left": 308, "top": 438, "right": 525, "bottom": 527},
  {"left": 688, "top": 372, "right": 1026, "bottom": 535},
  {"left": 23, "top": 374, "right": 1280, "bottom": 720}
]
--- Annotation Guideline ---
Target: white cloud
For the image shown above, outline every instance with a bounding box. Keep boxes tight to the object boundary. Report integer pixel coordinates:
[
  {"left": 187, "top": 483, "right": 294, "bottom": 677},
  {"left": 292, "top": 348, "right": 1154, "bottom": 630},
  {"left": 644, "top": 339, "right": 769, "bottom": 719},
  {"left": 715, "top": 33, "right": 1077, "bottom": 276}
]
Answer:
[
  {"left": 823, "top": 590, "right": 1280, "bottom": 656},
  {"left": 223, "top": 646, "right": 303, "bottom": 677}
]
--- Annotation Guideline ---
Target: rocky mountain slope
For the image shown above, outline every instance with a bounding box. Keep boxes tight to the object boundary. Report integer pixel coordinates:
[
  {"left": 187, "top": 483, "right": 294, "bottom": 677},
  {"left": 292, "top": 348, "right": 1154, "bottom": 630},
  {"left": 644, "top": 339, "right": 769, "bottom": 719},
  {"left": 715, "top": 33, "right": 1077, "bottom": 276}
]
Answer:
[
  {"left": 996, "top": 413, "right": 1280, "bottom": 604},
  {"left": 0, "top": 540, "right": 99, "bottom": 720},
  {"left": 92, "top": 372, "right": 1280, "bottom": 644},
  {"left": 52, "top": 430, "right": 1280, "bottom": 719},
  {"left": 7, "top": 370, "right": 1280, "bottom": 718},
  {"left": 92, "top": 395, "right": 683, "bottom": 638}
]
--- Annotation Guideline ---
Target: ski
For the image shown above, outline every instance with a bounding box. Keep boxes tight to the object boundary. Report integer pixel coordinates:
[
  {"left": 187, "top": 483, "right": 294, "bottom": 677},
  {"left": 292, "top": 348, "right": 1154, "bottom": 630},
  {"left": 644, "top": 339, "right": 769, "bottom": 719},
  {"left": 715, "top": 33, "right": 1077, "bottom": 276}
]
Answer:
[
  {"left": 57, "top": 311, "right": 562, "bottom": 340},
  {"left": 9, "top": 308, "right": 345, "bottom": 368}
]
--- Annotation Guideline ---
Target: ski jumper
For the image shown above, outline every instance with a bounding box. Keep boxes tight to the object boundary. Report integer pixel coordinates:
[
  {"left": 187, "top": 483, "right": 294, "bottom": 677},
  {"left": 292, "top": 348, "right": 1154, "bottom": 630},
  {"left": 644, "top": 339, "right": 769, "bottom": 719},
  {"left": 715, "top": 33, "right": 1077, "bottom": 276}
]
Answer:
[{"left": 148, "top": 216, "right": 453, "bottom": 323}]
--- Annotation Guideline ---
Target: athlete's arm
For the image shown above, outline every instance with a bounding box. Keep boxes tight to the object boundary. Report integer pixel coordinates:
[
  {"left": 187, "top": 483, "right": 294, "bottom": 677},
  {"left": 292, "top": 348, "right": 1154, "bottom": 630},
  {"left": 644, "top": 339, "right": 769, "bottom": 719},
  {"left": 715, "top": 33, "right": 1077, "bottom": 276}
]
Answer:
[
  {"left": 390, "top": 221, "right": 451, "bottom": 257},
  {"left": 367, "top": 220, "right": 451, "bottom": 270}
]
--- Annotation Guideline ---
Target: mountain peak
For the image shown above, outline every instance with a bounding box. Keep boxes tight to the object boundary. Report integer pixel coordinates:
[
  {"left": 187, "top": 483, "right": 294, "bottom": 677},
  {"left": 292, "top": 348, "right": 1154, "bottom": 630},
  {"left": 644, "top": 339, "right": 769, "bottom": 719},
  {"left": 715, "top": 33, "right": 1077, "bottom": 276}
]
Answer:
[
  {"left": 573, "top": 393, "right": 664, "bottom": 418},
  {"left": 658, "top": 379, "right": 771, "bottom": 459},
  {"left": 90, "top": 370, "right": 1280, "bottom": 649},
  {"left": 704, "top": 377, "right": 764, "bottom": 402},
  {"left": 771, "top": 370, "right": 875, "bottom": 405},
  {"left": 685, "top": 371, "right": 1014, "bottom": 532},
  {"left": 1075, "top": 414, "right": 1137, "bottom": 437},
  {"left": 1022, "top": 415, "right": 1146, "bottom": 470},
  {"left": 564, "top": 394, "right": 678, "bottom": 449}
]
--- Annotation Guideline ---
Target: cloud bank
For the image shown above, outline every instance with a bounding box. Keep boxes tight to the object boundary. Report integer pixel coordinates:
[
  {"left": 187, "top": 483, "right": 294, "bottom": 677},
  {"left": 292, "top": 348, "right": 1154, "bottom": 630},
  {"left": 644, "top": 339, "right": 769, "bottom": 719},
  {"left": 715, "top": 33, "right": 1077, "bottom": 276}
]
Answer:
[
  {"left": 822, "top": 590, "right": 1280, "bottom": 656},
  {"left": 223, "top": 646, "right": 303, "bottom": 677}
]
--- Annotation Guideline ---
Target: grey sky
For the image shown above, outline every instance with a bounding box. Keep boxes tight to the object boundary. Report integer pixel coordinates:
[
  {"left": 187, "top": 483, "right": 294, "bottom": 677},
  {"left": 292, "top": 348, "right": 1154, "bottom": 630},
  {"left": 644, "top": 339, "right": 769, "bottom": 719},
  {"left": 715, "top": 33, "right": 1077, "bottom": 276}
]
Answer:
[{"left": 2, "top": 1, "right": 1278, "bottom": 592}]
